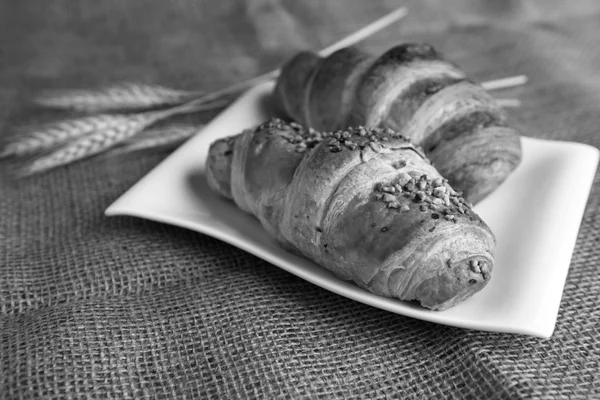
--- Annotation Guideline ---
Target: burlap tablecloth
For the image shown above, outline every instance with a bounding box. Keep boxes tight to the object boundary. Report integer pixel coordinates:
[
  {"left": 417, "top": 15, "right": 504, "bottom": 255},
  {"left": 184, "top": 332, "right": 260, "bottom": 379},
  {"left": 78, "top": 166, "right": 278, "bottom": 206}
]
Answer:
[{"left": 1, "top": 1, "right": 599, "bottom": 398}]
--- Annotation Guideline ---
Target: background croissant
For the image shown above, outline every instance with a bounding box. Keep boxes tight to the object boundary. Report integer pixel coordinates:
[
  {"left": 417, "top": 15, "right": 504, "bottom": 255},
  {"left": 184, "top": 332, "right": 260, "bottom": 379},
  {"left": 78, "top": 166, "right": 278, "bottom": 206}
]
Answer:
[
  {"left": 272, "top": 43, "right": 522, "bottom": 204},
  {"left": 206, "top": 119, "right": 495, "bottom": 311}
]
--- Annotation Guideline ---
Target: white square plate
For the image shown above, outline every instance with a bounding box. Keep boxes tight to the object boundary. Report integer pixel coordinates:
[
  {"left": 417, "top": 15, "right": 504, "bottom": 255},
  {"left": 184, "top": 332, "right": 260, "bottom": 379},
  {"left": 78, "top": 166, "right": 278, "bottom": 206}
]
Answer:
[{"left": 106, "top": 81, "right": 599, "bottom": 338}]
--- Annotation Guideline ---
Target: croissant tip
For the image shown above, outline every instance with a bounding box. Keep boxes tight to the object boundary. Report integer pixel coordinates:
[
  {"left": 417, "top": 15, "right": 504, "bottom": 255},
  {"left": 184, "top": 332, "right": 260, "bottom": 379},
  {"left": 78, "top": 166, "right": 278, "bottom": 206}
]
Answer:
[{"left": 412, "top": 256, "right": 493, "bottom": 311}]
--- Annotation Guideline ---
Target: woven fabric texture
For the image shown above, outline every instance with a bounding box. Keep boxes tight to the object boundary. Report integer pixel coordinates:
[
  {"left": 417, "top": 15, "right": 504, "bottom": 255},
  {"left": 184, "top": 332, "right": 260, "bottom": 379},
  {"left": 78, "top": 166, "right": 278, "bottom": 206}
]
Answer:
[{"left": 1, "top": 1, "right": 599, "bottom": 398}]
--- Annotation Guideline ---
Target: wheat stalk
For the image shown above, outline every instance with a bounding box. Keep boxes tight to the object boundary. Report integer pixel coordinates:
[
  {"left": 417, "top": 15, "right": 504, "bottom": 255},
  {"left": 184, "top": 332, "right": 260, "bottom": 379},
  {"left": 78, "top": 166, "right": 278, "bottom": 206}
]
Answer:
[
  {"left": 1, "top": 114, "right": 137, "bottom": 158},
  {"left": 20, "top": 114, "right": 159, "bottom": 175},
  {"left": 34, "top": 82, "right": 199, "bottom": 112},
  {"left": 112, "top": 125, "right": 200, "bottom": 154}
]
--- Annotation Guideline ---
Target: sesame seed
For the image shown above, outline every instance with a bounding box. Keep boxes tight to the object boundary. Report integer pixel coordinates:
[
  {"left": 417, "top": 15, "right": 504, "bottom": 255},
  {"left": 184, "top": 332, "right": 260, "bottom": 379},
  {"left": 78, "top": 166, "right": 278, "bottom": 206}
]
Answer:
[
  {"left": 443, "top": 194, "right": 451, "bottom": 206},
  {"left": 345, "top": 141, "right": 358, "bottom": 150},
  {"left": 369, "top": 142, "right": 382, "bottom": 152},
  {"left": 433, "top": 187, "right": 446, "bottom": 198},
  {"left": 388, "top": 201, "right": 401, "bottom": 209},
  {"left": 420, "top": 205, "right": 428, "bottom": 212},
  {"left": 381, "top": 186, "right": 395, "bottom": 193},
  {"left": 400, "top": 204, "right": 410, "bottom": 212},
  {"left": 445, "top": 214, "right": 455, "bottom": 221},
  {"left": 381, "top": 226, "right": 390, "bottom": 232},
  {"left": 397, "top": 172, "right": 412, "bottom": 186},
  {"left": 382, "top": 193, "right": 396, "bottom": 203}
]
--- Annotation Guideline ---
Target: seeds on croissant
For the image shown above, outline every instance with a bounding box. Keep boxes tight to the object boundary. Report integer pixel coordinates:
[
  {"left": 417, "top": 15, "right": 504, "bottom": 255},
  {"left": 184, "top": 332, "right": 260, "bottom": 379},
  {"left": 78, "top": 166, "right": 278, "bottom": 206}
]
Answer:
[
  {"left": 433, "top": 187, "right": 446, "bottom": 197},
  {"left": 388, "top": 201, "right": 401, "bottom": 209},
  {"left": 369, "top": 141, "right": 382, "bottom": 152},
  {"left": 397, "top": 172, "right": 412, "bottom": 186},
  {"left": 344, "top": 140, "right": 357, "bottom": 150},
  {"left": 382, "top": 194, "right": 396, "bottom": 203}
]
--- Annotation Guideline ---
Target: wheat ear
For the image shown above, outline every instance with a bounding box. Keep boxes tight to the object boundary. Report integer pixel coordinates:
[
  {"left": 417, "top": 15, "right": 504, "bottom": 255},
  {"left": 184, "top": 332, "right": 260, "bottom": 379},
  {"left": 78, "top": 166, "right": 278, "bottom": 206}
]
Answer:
[
  {"left": 20, "top": 114, "right": 160, "bottom": 175},
  {"left": 33, "top": 82, "right": 199, "bottom": 112},
  {"left": 118, "top": 125, "right": 200, "bottom": 152},
  {"left": 18, "top": 98, "right": 226, "bottom": 175},
  {"left": 0, "top": 115, "right": 135, "bottom": 158}
]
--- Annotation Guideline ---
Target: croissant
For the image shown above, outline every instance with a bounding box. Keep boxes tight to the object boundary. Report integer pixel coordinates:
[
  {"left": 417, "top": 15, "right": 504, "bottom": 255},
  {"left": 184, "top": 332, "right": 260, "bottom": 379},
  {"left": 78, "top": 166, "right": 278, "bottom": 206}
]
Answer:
[
  {"left": 206, "top": 119, "right": 495, "bottom": 311},
  {"left": 272, "top": 43, "right": 522, "bottom": 204}
]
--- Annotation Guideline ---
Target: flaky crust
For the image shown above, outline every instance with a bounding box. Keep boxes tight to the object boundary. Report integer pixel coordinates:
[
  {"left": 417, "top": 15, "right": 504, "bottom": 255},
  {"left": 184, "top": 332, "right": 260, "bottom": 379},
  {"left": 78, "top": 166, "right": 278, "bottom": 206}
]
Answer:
[
  {"left": 206, "top": 119, "right": 496, "bottom": 311},
  {"left": 272, "top": 42, "right": 522, "bottom": 204}
]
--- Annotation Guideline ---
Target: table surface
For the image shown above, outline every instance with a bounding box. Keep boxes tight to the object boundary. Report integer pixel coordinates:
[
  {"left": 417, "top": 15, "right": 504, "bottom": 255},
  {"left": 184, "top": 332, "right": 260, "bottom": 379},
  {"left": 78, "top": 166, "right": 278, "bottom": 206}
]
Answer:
[{"left": 1, "top": 1, "right": 600, "bottom": 398}]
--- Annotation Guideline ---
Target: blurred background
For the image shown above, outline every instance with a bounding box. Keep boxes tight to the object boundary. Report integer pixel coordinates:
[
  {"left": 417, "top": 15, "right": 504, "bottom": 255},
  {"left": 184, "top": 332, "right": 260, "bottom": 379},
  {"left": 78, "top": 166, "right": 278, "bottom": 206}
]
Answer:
[{"left": 2, "top": 0, "right": 600, "bottom": 144}]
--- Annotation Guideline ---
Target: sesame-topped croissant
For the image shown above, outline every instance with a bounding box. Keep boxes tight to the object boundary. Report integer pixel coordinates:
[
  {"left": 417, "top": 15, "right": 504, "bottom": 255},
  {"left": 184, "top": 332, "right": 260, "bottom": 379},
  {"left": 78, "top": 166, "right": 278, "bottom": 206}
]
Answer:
[
  {"left": 206, "top": 119, "right": 495, "bottom": 311},
  {"left": 271, "top": 43, "right": 522, "bottom": 204}
]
